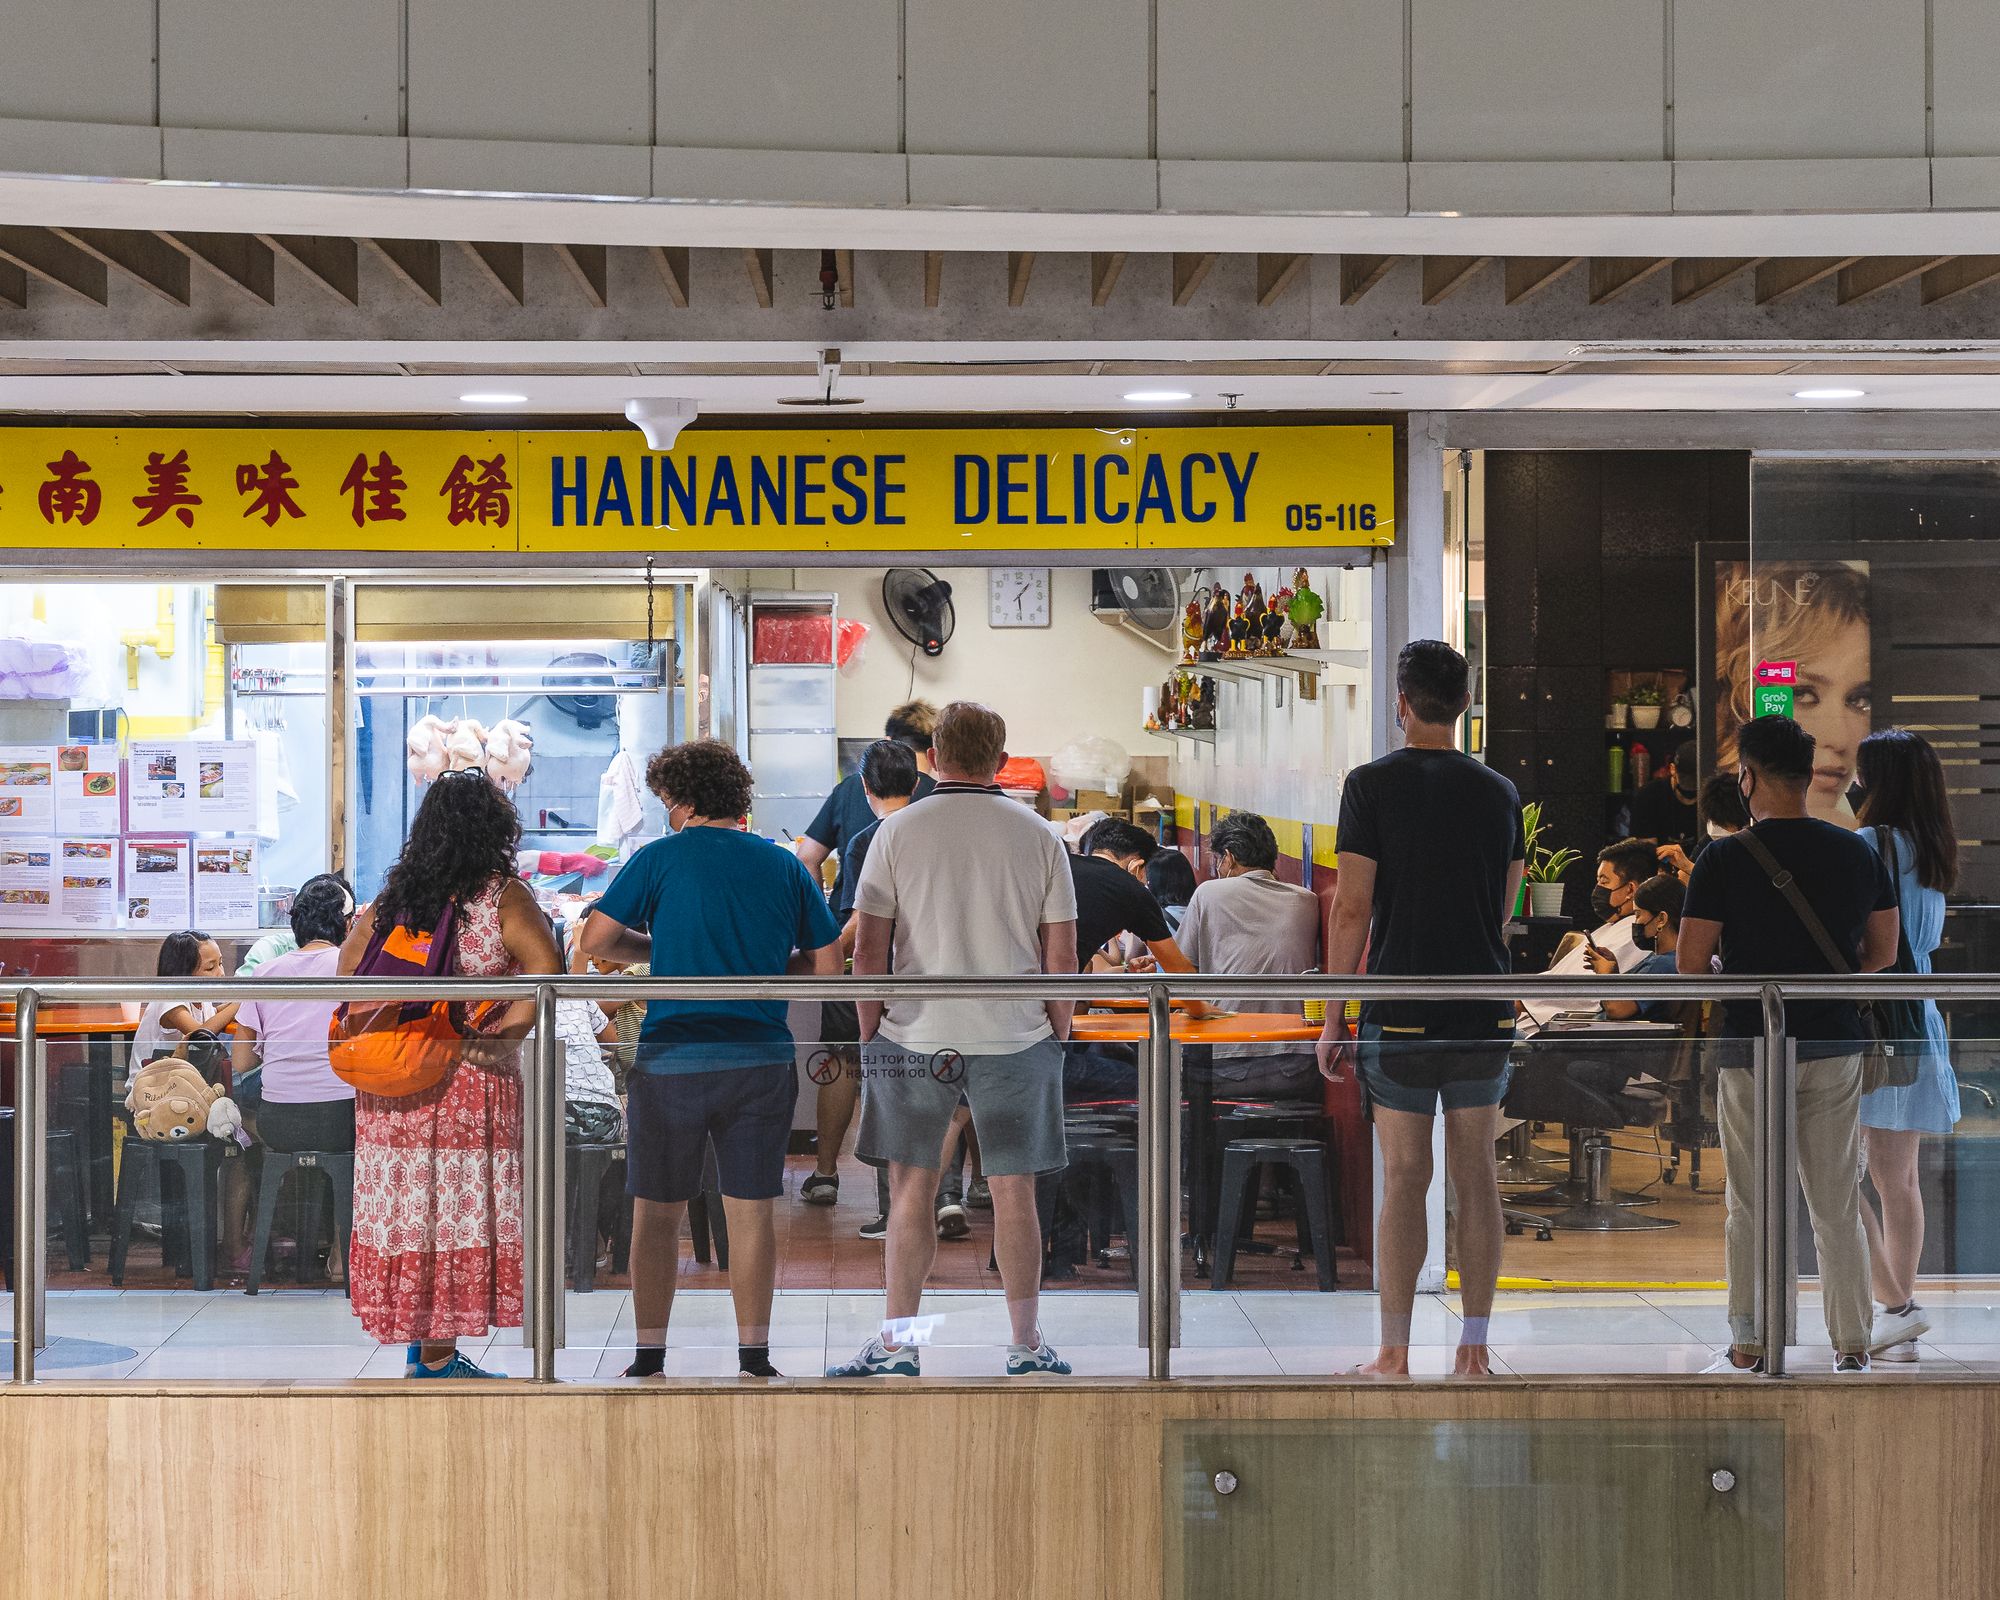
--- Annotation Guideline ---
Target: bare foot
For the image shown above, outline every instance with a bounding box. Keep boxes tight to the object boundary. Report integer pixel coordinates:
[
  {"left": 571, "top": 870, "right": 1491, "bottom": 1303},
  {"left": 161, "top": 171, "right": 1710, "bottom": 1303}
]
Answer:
[
  {"left": 1453, "top": 1345, "right": 1494, "bottom": 1377},
  {"left": 1353, "top": 1349, "right": 1411, "bottom": 1377}
]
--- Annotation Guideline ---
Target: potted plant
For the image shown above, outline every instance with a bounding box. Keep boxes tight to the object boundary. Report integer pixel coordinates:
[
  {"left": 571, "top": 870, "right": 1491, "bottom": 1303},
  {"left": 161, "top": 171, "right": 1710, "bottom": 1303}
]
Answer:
[
  {"left": 1521, "top": 801, "right": 1581, "bottom": 918},
  {"left": 1628, "top": 683, "right": 1665, "bottom": 730}
]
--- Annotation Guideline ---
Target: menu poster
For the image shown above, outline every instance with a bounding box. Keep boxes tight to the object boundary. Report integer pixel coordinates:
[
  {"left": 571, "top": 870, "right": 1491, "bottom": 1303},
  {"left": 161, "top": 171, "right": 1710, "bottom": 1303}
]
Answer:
[
  {"left": 192, "top": 842, "right": 258, "bottom": 927},
  {"left": 57, "top": 838, "right": 117, "bottom": 928},
  {"left": 0, "top": 838, "right": 55, "bottom": 927},
  {"left": 127, "top": 741, "right": 189, "bottom": 831},
  {"left": 124, "top": 837, "right": 191, "bottom": 928},
  {"left": 0, "top": 746, "right": 55, "bottom": 835},
  {"left": 54, "top": 744, "right": 120, "bottom": 835},
  {"left": 127, "top": 740, "right": 258, "bottom": 834},
  {"left": 191, "top": 740, "right": 257, "bottom": 833}
]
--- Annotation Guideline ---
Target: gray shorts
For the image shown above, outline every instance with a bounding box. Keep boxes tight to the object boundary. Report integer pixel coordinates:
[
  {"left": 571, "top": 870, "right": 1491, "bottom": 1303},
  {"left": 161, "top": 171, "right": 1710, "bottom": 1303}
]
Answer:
[{"left": 855, "top": 1035, "right": 1067, "bottom": 1177}]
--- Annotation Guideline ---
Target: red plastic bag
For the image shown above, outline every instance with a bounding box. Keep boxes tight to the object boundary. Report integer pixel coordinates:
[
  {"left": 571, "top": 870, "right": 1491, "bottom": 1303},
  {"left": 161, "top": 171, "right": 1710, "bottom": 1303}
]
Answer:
[{"left": 996, "top": 756, "right": 1045, "bottom": 793}]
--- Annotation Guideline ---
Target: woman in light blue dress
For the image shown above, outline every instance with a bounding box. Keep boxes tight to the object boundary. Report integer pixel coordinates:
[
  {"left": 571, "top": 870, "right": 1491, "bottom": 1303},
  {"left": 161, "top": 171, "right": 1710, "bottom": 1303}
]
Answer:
[{"left": 1854, "top": 728, "right": 1960, "bottom": 1360}]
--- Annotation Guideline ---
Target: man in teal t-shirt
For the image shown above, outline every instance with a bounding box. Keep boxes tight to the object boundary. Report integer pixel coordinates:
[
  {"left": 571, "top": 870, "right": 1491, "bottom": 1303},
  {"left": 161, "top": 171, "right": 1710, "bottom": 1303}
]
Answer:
[{"left": 584, "top": 740, "right": 840, "bottom": 1381}]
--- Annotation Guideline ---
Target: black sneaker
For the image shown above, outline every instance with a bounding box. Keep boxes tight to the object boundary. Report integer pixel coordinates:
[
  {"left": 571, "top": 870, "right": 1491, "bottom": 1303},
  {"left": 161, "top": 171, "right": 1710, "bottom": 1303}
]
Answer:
[{"left": 858, "top": 1214, "right": 888, "bottom": 1240}]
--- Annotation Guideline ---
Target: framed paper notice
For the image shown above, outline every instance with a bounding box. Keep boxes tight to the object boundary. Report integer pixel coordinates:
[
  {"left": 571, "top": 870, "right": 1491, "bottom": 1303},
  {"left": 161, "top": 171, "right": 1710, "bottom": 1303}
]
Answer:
[
  {"left": 192, "top": 841, "right": 258, "bottom": 927},
  {"left": 124, "top": 837, "right": 191, "bottom": 928},
  {"left": 128, "top": 740, "right": 257, "bottom": 834},
  {"left": 0, "top": 747, "right": 56, "bottom": 835},
  {"left": 54, "top": 744, "right": 120, "bottom": 835},
  {"left": 57, "top": 838, "right": 117, "bottom": 928}
]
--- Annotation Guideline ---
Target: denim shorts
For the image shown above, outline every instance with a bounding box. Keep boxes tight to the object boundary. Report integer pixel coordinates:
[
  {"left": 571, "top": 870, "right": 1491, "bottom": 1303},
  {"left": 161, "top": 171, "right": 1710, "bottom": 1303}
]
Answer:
[
  {"left": 625, "top": 1060, "right": 795, "bottom": 1203},
  {"left": 1357, "top": 1023, "right": 1513, "bottom": 1116}
]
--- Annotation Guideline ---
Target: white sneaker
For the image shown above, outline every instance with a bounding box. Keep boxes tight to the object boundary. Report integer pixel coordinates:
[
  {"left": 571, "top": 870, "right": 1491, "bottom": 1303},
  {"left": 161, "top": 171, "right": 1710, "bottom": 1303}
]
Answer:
[
  {"left": 1701, "top": 1350, "right": 1763, "bottom": 1374},
  {"left": 1868, "top": 1304, "right": 1931, "bottom": 1354},
  {"left": 1875, "top": 1338, "right": 1922, "bottom": 1364}
]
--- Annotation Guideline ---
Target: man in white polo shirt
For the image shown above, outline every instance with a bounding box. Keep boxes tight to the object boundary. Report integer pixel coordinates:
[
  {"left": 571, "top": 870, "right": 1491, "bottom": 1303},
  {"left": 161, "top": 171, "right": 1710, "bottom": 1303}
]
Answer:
[{"left": 827, "top": 700, "right": 1079, "bottom": 1378}]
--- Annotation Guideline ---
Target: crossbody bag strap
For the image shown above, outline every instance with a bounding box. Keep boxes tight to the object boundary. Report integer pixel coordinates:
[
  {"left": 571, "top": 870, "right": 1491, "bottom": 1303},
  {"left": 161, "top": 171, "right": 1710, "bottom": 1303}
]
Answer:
[{"left": 1737, "top": 828, "right": 1853, "bottom": 975}]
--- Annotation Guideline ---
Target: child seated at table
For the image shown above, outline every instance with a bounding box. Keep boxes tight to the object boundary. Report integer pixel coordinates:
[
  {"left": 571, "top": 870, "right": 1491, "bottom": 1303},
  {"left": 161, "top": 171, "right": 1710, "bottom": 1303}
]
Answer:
[{"left": 129, "top": 930, "right": 238, "bottom": 1085}]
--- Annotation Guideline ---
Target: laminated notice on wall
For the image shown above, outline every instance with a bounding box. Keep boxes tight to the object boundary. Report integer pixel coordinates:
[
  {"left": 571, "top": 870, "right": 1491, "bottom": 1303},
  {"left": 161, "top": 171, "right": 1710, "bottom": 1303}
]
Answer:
[
  {"left": 57, "top": 838, "right": 117, "bottom": 928},
  {"left": 128, "top": 740, "right": 257, "bottom": 834},
  {"left": 54, "top": 744, "right": 120, "bottom": 835},
  {"left": 0, "top": 747, "right": 56, "bottom": 835},
  {"left": 124, "top": 837, "right": 191, "bottom": 928},
  {"left": 0, "top": 837, "right": 55, "bottom": 926},
  {"left": 192, "top": 841, "right": 258, "bottom": 928}
]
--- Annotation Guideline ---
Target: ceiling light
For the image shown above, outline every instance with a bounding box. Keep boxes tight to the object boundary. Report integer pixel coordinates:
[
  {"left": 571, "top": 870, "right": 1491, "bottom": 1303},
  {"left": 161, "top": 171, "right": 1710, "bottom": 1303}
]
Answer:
[
  {"left": 1122, "top": 389, "right": 1193, "bottom": 402},
  {"left": 460, "top": 392, "right": 527, "bottom": 405},
  {"left": 1793, "top": 388, "right": 1866, "bottom": 400}
]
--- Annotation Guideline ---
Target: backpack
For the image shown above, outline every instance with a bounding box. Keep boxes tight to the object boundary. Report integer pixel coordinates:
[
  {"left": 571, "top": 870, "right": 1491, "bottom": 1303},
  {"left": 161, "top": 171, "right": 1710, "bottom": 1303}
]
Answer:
[{"left": 327, "top": 900, "right": 478, "bottom": 1097}]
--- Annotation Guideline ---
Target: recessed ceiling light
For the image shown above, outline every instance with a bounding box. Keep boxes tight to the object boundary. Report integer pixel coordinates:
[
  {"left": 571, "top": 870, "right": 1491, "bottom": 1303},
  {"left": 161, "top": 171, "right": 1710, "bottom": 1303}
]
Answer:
[
  {"left": 1122, "top": 389, "right": 1194, "bottom": 402},
  {"left": 1793, "top": 387, "right": 1865, "bottom": 400},
  {"left": 460, "top": 392, "right": 527, "bottom": 404}
]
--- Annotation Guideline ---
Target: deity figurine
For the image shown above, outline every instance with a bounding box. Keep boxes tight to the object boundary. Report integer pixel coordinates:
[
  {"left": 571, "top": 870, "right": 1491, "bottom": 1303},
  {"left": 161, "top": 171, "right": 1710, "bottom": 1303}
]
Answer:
[
  {"left": 1239, "top": 570, "right": 1264, "bottom": 618},
  {"left": 1203, "top": 586, "right": 1232, "bottom": 659},
  {"left": 1258, "top": 593, "right": 1286, "bottom": 655},
  {"left": 1287, "top": 567, "right": 1325, "bottom": 651},
  {"left": 1189, "top": 676, "right": 1217, "bottom": 730},
  {"left": 1181, "top": 591, "right": 1206, "bottom": 664}
]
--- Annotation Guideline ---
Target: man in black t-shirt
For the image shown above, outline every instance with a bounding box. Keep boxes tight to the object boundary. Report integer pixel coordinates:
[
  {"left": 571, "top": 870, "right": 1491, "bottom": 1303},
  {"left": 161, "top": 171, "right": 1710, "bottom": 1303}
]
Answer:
[
  {"left": 1320, "top": 640, "right": 1523, "bottom": 1379},
  {"left": 1680, "top": 713, "right": 1899, "bottom": 1374},
  {"left": 1063, "top": 818, "right": 1197, "bottom": 1101}
]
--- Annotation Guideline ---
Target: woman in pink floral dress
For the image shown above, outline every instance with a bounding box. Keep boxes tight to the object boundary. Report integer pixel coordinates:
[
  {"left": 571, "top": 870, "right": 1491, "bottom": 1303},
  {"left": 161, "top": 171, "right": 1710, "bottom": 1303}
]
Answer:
[{"left": 339, "top": 769, "right": 561, "bottom": 1378}]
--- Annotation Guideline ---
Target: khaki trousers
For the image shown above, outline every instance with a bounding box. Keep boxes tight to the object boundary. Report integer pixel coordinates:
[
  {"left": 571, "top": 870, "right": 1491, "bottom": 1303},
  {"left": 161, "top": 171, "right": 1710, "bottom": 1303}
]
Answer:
[{"left": 1718, "top": 1052, "right": 1874, "bottom": 1357}]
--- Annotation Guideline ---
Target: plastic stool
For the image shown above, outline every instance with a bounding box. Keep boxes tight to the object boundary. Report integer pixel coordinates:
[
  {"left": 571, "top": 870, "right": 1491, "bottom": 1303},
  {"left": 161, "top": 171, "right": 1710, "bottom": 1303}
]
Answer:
[
  {"left": 111, "top": 1138, "right": 226, "bottom": 1290},
  {"left": 246, "top": 1149, "right": 355, "bottom": 1295},
  {"left": 1210, "top": 1138, "right": 1338, "bottom": 1292},
  {"left": 566, "top": 1142, "right": 629, "bottom": 1292},
  {"left": 1064, "top": 1136, "right": 1141, "bottom": 1279},
  {"left": 0, "top": 1113, "right": 90, "bottom": 1284}
]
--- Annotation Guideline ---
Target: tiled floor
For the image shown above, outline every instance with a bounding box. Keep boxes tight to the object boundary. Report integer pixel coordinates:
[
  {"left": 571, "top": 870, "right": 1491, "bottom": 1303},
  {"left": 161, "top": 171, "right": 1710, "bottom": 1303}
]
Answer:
[{"left": 10, "top": 1286, "right": 2000, "bottom": 1381}]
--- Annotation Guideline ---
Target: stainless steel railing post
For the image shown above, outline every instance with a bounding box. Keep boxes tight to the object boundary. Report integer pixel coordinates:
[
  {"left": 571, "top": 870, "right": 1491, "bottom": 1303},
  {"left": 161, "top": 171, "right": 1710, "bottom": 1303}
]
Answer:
[
  {"left": 1144, "top": 982, "right": 1175, "bottom": 1381},
  {"left": 1756, "top": 983, "right": 1792, "bottom": 1377},
  {"left": 12, "top": 989, "right": 38, "bottom": 1384},
  {"left": 530, "top": 983, "right": 561, "bottom": 1383}
]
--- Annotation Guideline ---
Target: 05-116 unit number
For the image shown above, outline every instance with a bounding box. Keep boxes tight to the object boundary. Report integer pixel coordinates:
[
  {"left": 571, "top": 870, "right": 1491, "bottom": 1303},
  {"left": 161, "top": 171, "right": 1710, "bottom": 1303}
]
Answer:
[{"left": 1284, "top": 502, "right": 1377, "bottom": 533}]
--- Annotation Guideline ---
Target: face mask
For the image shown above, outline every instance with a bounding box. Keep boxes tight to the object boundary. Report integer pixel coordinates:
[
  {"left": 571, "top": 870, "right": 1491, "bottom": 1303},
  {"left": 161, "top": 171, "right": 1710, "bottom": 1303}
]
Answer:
[
  {"left": 1674, "top": 777, "right": 1697, "bottom": 801},
  {"left": 1706, "top": 822, "right": 1731, "bottom": 842},
  {"left": 1632, "top": 918, "right": 1657, "bottom": 953},
  {"left": 1591, "top": 886, "right": 1617, "bottom": 923}
]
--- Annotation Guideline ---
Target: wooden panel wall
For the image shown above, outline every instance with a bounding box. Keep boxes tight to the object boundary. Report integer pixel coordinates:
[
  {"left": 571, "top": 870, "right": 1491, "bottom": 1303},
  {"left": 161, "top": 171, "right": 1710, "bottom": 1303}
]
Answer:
[{"left": 2, "top": 1381, "right": 1995, "bottom": 1599}]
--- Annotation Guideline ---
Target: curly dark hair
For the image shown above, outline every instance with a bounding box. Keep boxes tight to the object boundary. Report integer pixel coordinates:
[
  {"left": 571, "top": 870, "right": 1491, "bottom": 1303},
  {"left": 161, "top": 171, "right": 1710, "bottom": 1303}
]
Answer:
[
  {"left": 373, "top": 770, "right": 522, "bottom": 934},
  {"left": 646, "top": 740, "right": 755, "bottom": 820}
]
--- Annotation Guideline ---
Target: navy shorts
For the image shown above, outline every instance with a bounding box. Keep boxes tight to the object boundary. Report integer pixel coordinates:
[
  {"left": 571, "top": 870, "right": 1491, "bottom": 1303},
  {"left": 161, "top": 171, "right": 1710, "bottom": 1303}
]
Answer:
[
  {"left": 1357, "top": 1023, "right": 1513, "bottom": 1116},
  {"left": 625, "top": 1060, "right": 796, "bottom": 1203}
]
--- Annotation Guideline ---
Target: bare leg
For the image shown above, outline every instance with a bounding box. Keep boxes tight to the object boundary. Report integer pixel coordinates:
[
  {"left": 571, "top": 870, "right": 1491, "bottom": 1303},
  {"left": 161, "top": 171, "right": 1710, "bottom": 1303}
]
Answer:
[
  {"left": 986, "top": 1172, "right": 1044, "bottom": 1345},
  {"left": 1442, "top": 1103, "right": 1505, "bottom": 1376},
  {"left": 219, "top": 1159, "right": 252, "bottom": 1260},
  {"left": 814, "top": 1055, "right": 860, "bottom": 1179},
  {"left": 965, "top": 1123, "right": 985, "bottom": 1186},
  {"left": 938, "top": 1104, "right": 972, "bottom": 1187},
  {"left": 720, "top": 1195, "right": 777, "bottom": 1343},
  {"left": 1864, "top": 1127, "right": 1923, "bottom": 1309},
  {"left": 630, "top": 1197, "right": 688, "bottom": 1346},
  {"left": 1361, "top": 1106, "right": 1435, "bottom": 1376},
  {"left": 883, "top": 1161, "right": 942, "bottom": 1331}
]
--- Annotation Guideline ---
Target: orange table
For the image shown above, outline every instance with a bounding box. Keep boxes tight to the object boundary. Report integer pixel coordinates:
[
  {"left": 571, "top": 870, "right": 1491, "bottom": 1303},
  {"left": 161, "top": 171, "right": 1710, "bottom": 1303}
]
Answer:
[
  {"left": 1078, "top": 995, "right": 1202, "bottom": 1015},
  {"left": 1071, "top": 1011, "right": 1320, "bottom": 1046},
  {"left": 1, "top": 1007, "right": 140, "bottom": 1226}
]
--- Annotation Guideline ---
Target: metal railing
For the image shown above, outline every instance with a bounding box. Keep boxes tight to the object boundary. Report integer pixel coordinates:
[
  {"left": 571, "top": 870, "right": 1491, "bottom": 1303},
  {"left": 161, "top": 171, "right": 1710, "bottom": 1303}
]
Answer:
[{"left": 10, "top": 968, "right": 1995, "bottom": 1385}]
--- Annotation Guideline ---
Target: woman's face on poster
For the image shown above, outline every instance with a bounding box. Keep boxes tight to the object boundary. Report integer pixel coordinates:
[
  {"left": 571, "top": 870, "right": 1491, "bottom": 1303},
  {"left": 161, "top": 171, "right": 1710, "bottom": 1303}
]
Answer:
[{"left": 1791, "top": 615, "right": 1872, "bottom": 820}]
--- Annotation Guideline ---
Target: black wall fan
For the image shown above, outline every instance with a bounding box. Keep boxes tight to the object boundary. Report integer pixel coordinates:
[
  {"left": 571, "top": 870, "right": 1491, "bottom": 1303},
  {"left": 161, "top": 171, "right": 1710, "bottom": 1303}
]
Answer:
[{"left": 882, "top": 568, "right": 956, "bottom": 657}]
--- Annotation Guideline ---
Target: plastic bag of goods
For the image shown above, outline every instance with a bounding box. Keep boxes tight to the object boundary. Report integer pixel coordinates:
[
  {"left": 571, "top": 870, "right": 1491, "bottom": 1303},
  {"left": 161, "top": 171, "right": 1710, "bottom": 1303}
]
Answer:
[{"left": 1048, "top": 735, "right": 1132, "bottom": 797}]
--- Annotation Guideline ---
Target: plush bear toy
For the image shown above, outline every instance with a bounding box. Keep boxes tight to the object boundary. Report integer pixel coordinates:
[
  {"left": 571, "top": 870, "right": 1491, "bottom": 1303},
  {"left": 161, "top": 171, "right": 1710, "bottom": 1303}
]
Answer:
[{"left": 125, "top": 1059, "right": 236, "bottom": 1143}]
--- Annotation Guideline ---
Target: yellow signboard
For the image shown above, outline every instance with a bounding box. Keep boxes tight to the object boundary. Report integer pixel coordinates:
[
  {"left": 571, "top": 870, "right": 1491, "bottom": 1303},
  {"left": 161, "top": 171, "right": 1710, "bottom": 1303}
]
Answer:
[
  {"left": 519, "top": 426, "right": 1394, "bottom": 553},
  {"left": 0, "top": 429, "right": 519, "bottom": 551},
  {"left": 0, "top": 424, "right": 1393, "bottom": 554}
]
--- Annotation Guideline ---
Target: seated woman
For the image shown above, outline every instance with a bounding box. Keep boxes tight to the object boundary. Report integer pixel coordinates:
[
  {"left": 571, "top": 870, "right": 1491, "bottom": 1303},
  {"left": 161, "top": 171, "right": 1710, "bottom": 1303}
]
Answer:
[
  {"left": 1145, "top": 847, "right": 1198, "bottom": 938},
  {"left": 232, "top": 878, "right": 358, "bottom": 1160},
  {"left": 1591, "top": 873, "right": 1683, "bottom": 1022}
]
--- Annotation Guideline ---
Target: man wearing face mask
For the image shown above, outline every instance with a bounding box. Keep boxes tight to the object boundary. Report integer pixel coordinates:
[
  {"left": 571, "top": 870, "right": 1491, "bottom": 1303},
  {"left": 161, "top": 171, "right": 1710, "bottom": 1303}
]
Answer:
[
  {"left": 1627, "top": 740, "right": 1701, "bottom": 854},
  {"left": 1583, "top": 839, "right": 1658, "bottom": 974},
  {"left": 1597, "top": 874, "right": 1683, "bottom": 1021}
]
